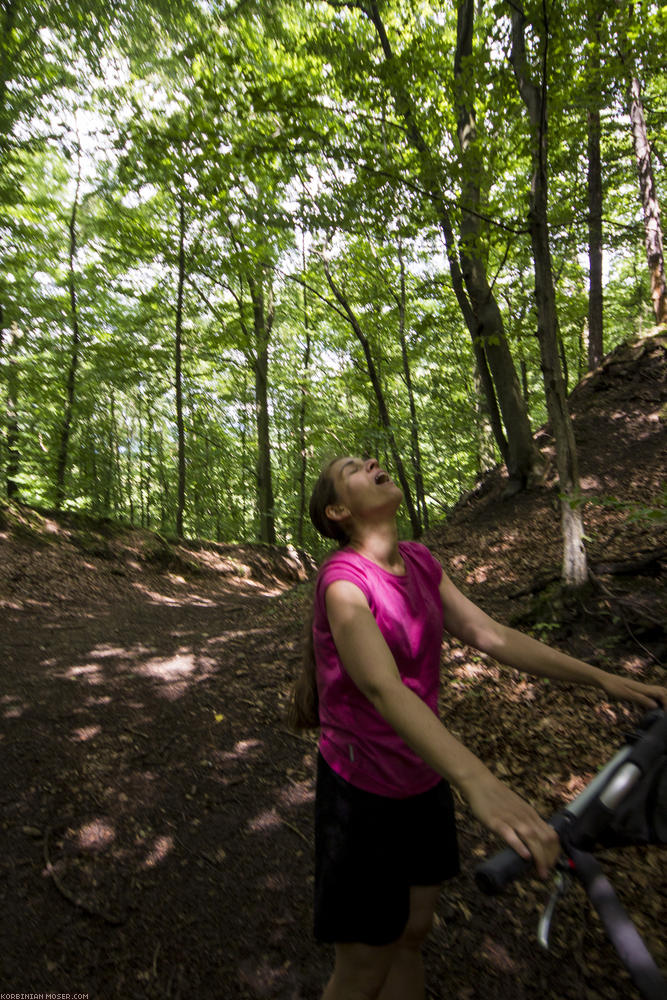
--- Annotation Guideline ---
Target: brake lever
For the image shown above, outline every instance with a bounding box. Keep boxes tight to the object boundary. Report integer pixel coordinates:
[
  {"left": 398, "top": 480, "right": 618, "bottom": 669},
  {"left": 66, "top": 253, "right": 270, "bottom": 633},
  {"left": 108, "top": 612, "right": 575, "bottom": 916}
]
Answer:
[{"left": 537, "top": 863, "right": 572, "bottom": 951}]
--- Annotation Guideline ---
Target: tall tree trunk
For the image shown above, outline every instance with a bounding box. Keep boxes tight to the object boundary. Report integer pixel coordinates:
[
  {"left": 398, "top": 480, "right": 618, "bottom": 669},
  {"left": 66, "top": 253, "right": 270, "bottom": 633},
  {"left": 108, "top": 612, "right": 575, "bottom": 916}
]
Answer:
[
  {"left": 629, "top": 74, "right": 667, "bottom": 325},
  {"left": 587, "top": 4, "right": 604, "bottom": 369},
  {"left": 296, "top": 234, "right": 312, "bottom": 546},
  {"left": 174, "top": 194, "right": 187, "bottom": 537},
  {"left": 145, "top": 411, "right": 153, "bottom": 528},
  {"left": 397, "top": 244, "right": 428, "bottom": 529},
  {"left": 125, "top": 416, "right": 135, "bottom": 525},
  {"left": 110, "top": 390, "right": 121, "bottom": 517},
  {"left": 5, "top": 322, "right": 20, "bottom": 499},
  {"left": 510, "top": 3, "right": 587, "bottom": 587},
  {"left": 323, "top": 259, "right": 422, "bottom": 539},
  {"left": 248, "top": 275, "right": 277, "bottom": 545},
  {"left": 361, "top": 0, "right": 539, "bottom": 488},
  {"left": 473, "top": 364, "right": 496, "bottom": 477},
  {"left": 54, "top": 148, "right": 82, "bottom": 509}
]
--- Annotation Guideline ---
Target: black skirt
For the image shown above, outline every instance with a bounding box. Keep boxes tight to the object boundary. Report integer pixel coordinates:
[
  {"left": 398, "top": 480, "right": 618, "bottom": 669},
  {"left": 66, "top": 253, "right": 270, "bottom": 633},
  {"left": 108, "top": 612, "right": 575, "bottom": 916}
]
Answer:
[{"left": 314, "top": 752, "right": 460, "bottom": 946}]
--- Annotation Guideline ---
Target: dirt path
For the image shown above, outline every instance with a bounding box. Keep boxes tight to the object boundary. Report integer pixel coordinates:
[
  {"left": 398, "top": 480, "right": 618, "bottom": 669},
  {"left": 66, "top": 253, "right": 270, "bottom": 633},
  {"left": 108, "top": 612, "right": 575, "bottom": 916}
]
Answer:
[{"left": 1, "top": 526, "right": 664, "bottom": 999}]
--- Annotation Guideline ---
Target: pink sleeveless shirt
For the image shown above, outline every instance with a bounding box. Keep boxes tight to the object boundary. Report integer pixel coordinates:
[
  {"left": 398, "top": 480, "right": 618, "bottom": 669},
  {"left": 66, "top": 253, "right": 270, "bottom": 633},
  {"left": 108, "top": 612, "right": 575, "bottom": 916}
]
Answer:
[{"left": 313, "top": 541, "right": 444, "bottom": 798}]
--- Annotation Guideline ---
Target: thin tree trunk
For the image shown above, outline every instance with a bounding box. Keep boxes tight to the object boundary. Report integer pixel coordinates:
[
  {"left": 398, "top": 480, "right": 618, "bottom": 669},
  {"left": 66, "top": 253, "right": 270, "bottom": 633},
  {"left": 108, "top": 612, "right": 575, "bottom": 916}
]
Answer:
[
  {"left": 586, "top": 3, "right": 604, "bottom": 369},
  {"left": 473, "top": 364, "right": 496, "bottom": 476},
  {"left": 248, "top": 275, "right": 277, "bottom": 545},
  {"left": 5, "top": 323, "right": 20, "bottom": 498},
  {"left": 296, "top": 234, "right": 312, "bottom": 546},
  {"left": 629, "top": 75, "right": 667, "bottom": 325},
  {"left": 54, "top": 146, "right": 82, "bottom": 509},
  {"left": 110, "top": 390, "right": 121, "bottom": 517},
  {"left": 363, "top": 0, "right": 540, "bottom": 487},
  {"left": 175, "top": 194, "right": 187, "bottom": 537},
  {"left": 397, "top": 244, "right": 428, "bottom": 529},
  {"left": 323, "top": 259, "right": 422, "bottom": 539},
  {"left": 126, "top": 417, "right": 134, "bottom": 525},
  {"left": 138, "top": 394, "right": 145, "bottom": 528},
  {"left": 145, "top": 411, "right": 153, "bottom": 528},
  {"left": 510, "top": 2, "right": 587, "bottom": 587}
]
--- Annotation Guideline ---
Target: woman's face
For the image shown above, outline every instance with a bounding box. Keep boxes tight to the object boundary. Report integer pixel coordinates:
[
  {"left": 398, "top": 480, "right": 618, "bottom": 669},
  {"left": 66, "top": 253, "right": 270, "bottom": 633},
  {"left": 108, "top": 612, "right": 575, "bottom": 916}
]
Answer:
[{"left": 327, "top": 456, "right": 403, "bottom": 524}]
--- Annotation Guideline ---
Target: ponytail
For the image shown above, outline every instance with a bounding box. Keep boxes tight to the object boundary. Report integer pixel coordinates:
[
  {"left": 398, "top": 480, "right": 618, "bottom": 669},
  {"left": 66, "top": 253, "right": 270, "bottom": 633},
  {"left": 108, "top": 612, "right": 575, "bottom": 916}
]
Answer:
[
  {"left": 286, "top": 603, "right": 320, "bottom": 730},
  {"left": 286, "top": 457, "right": 349, "bottom": 731}
]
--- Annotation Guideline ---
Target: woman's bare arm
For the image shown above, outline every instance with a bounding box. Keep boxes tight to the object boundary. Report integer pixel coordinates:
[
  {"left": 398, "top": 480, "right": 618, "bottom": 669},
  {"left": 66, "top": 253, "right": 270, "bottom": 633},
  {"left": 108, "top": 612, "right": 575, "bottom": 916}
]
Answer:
[{"left": 438, "top": 572, "right": 667, "bottom": 709}]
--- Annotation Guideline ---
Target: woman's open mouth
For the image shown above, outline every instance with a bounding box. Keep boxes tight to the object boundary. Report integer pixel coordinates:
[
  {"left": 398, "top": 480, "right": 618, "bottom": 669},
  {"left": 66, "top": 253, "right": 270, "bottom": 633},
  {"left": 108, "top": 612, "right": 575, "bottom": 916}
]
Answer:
[{"left": 375, "top": 471, "right": 390, "bottom": 485}]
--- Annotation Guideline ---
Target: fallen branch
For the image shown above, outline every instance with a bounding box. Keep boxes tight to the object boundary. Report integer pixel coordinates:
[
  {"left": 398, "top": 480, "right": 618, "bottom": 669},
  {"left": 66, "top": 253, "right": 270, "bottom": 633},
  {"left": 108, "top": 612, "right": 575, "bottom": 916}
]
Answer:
[
  {"left": 43, "top": 826, "right": 125, "bottom": 926},
  {"left": 591, "top": 549, "right": 665, "bottom": 577}
]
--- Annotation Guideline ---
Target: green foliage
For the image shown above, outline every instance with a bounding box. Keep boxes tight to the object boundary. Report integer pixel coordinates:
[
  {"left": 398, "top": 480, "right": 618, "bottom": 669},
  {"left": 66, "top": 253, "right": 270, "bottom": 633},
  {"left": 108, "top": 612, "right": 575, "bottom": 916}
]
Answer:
[{"left": 0, "top": 0, "right": 664, "bottom": 551}]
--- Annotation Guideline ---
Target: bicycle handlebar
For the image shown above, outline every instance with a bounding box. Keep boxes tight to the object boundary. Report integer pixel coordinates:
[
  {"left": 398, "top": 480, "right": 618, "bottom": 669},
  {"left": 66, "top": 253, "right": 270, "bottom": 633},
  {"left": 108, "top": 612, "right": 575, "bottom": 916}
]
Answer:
[
  {"left": 474, "top": 709, "right": 666, "bottom": 895},
  {"left": 474, "top": 812, "right": 570, "bottom": 895}
]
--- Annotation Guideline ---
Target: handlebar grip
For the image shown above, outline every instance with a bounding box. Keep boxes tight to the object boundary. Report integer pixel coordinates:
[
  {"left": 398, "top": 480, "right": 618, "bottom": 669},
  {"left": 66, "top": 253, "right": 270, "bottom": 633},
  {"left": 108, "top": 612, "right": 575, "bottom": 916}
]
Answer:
[{"left": 474, "top": 846, "right": 531, "bottom": 895}]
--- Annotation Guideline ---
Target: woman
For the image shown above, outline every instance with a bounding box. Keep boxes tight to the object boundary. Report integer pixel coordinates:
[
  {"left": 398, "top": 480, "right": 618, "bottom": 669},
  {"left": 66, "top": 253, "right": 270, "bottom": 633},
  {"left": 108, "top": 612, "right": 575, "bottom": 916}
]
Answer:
[{"left": 290, "top": 455, "right": 666, "bottom": 1000}]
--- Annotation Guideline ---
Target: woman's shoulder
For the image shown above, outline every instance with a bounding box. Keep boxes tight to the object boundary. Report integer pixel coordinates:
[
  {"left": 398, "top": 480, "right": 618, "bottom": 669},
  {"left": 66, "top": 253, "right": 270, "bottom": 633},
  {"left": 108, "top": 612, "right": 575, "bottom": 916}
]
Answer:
[
  {"left": 399, "top": 541, "right": 443, "bottom": 580},
  {"left": 316, "top": 547, "right": 371, "bottom": 591},
  {"left": 398, "top": 540, "right": 437, "bottom": 562}
]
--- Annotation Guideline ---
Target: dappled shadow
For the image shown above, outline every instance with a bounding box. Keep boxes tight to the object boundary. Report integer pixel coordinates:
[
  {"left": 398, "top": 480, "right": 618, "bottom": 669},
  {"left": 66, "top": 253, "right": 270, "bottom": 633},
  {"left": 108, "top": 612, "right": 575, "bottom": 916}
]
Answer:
[
  {"left": 0, "top": 556, "right": 329, "bottom": 998},
  {"left": 1, "top": 569, "right": 663, "bottom": 998}
]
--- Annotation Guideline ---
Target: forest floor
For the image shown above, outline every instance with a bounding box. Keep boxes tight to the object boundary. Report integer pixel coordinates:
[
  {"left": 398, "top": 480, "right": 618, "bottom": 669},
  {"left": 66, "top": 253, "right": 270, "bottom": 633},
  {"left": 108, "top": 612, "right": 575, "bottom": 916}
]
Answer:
[{"left": 1, "top": 332, "right": 666, "bottom": 1000}]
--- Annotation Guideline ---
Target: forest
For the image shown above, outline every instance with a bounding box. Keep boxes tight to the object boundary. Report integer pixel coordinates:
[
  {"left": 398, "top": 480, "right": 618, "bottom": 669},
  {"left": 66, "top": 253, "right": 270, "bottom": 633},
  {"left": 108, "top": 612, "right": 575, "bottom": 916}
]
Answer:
[
  {"left": 2, "top": 4, "right": 667, "bottom": 998},
  {"left": 2, "top": 0, "right": 665, "bottom": 579}
]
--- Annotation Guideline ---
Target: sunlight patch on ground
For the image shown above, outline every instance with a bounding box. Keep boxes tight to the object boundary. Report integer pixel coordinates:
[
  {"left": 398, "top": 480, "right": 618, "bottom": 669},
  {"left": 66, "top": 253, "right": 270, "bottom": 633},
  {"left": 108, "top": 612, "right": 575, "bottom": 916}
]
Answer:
[
  {"left": 247, "top": 807, "right": 282, "bottom": 833},
  {"left": 76, "top": 817, "right": 116, "bottom": 851},
  {"left": 205, "top": 625, "right": 275, "bottom": 647},
  {"left": 65, "top": 662, "right": 105, "bottom": 683},
  {"left": 452, "top": 661, "right": 488, "bottom": 680},
  {"left": 139, "top": 652, "right": 196, "bottom": 681},
  {"left": 620, "top": 655, "right": 647, "bottom": 675},
  {"left": 142, "top": 834, "right": 174, "bottom": 868},
  {"left": 277, "top": 780, "right": 314, "bottom": 808},
  {"left": 1, "top": 693, "right": 29, "bottom": 719},
  {"left": 466, "top": 565, "right": 491, "bottom": 584},
  {"left": 71, "top": 724, "right": 101, "bottom": 742},
  {"left": 580, "top": 475, "right": 601, "bottom": 489},
  {"left": 219, "top": 738, "right": 264, "bottom": 763},
  {"left": 130, "top": 581, "right": 217, "bottom": 607},
  {"left": 559, "top": 772, "right": 589, "bottom": 799},
  {"left": 481, "top": 935, "right": 516, "bottom": 973},
  {"left": 90, "top": 643, "right": 153, "bottom": 659}
]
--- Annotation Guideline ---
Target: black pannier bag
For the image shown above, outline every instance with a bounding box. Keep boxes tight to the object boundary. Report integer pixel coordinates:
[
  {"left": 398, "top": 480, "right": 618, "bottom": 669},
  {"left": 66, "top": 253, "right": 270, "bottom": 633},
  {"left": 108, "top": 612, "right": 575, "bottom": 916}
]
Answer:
[
  {"left": 600, "top": 739, "right": 667, "bottom": 847},
  {"left": 566, "top": 709, "right": 667, "bottom": 851}
]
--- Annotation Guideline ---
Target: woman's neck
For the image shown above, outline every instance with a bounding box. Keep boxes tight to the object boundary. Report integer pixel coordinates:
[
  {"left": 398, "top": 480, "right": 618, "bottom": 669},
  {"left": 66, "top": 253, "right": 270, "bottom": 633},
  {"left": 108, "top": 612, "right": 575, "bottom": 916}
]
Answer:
[{"left": 348, "top": 521, "right": 404, "bottom": 573}]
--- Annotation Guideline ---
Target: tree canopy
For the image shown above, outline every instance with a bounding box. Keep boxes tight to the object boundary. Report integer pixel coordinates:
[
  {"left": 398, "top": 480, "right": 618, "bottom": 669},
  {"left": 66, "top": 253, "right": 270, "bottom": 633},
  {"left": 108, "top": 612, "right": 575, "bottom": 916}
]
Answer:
[{"left": 1, "top": 0, "right": 664, "bottom": 568}]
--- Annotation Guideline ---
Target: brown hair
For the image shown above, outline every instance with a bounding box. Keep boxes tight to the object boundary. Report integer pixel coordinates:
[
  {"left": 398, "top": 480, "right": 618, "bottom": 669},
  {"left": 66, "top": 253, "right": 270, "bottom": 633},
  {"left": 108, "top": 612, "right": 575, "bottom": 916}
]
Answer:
[{"left": 286, "top": 457, "right": 349, "bottom": 730}]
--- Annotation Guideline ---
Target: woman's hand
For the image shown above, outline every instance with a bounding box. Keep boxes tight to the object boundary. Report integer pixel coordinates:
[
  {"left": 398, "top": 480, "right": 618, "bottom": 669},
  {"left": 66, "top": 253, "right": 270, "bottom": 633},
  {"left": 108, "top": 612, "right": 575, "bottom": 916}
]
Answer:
[
  {"left": 463, "top": 772, "right": 560, "bottom": 879},
  {"left": 598, "top": 674, "right": 667, "bottom": 710}
]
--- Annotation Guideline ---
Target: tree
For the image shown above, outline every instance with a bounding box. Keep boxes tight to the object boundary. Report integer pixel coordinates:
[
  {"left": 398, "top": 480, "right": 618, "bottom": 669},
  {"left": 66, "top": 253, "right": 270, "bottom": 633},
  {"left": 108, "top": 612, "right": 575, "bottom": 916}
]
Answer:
[
  {"left": 322, "top": 252, "right": 423, "bottom": 537},
  {"left": 354, "top": 0, "right": 542, "bottom": 489},
  {"left": 586, "top": 2, "right": 604, "bottom": 369},
  {"left": 54, "top": 139, "right": 83, "bottom": 509},
  {"left": 509, "top": 1, "right": 587, "bottom": 586},
  {"left": 628, "top": 72, "right": 667, "bottom": 325}
]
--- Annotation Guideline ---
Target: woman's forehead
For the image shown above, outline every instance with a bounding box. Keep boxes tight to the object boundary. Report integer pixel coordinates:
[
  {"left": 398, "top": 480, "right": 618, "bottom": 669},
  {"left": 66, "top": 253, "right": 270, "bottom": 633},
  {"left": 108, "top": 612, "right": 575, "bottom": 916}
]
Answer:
[{"left": 332, "top": 455, "right": 363, "bottom": 478}]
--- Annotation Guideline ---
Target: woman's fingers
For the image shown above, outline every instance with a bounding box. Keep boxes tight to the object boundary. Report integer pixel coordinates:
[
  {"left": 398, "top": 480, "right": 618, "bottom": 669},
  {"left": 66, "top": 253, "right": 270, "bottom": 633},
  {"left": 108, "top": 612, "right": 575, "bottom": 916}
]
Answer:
[
  {"left": 470, "top": 777, "right": 560, "bottom": 879},
  {"left": 515, "top": 817, "right": 560, "bottom": 879},
  {"left": 602, "top": 675, "right": 667, "bottom": 708}
]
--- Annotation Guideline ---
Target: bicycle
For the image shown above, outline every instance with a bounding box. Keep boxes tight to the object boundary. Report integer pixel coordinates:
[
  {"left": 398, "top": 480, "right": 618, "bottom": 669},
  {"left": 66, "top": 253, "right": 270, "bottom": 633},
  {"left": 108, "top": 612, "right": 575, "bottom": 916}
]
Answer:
[{"left": 475, "top": 709, "right": 667, "bottom": 1000}]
